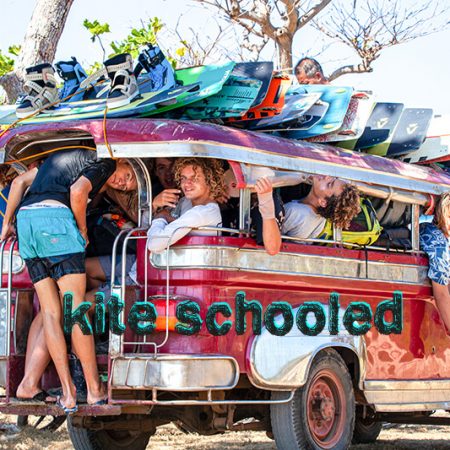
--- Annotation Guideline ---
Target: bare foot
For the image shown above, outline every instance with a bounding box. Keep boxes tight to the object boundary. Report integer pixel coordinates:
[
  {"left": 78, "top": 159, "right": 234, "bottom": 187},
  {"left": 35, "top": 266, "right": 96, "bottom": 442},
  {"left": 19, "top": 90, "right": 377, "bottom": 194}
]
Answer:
[
  {"left": 87, "top": 382, "right": 107, "bottom": 405},
  {"left": 16, "top": 380, "right": 44, "bottom": 400}
]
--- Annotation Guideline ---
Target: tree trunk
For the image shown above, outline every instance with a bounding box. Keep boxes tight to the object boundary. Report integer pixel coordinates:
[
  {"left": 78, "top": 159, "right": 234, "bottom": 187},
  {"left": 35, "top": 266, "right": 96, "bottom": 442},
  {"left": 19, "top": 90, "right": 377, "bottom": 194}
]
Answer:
[
  {"left": 276, "top": 32, "right": 294, "bottom": 74},
  {"left": 0, "top": 0, "right": 74, "bottom": 103}
]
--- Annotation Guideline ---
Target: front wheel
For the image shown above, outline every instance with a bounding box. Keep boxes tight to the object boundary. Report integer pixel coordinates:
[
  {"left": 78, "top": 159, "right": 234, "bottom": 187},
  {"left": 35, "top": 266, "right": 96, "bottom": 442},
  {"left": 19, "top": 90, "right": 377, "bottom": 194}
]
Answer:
[
  {"left": 67, "top": 416, "right": 152, "bottom": 450},
  {"left": 271, "top": 349, "right": 355, "bottom": 450}
]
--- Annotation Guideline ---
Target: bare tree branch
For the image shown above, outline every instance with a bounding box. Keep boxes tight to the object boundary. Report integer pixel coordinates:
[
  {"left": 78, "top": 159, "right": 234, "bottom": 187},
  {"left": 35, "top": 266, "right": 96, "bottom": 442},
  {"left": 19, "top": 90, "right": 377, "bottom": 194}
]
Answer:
[
  {"left": 297, "top": 0, "right": 332, "bottom": 28},
  {"left": 317, "top": 0, "right": 449, "bottom": 80}
]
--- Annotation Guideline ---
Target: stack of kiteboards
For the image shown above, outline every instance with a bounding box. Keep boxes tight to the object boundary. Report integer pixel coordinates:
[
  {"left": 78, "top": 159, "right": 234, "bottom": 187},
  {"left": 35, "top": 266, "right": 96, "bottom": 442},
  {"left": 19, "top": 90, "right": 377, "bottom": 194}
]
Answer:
[{"left": 0, "top": 51, "right": 448, "bottom": 170}]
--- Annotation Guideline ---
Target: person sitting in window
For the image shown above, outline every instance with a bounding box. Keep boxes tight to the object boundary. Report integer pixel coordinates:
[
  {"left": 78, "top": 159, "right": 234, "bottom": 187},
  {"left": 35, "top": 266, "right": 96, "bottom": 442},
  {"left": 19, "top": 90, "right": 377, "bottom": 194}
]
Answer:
[
  {"left": 147, "top": 158, "right": 226, "bottom": 253},
  {"left": 282, "top": 175, "right": 361, "bottom": 241},
  {"left": 147, "top": 159, "right": 282, "bottom": 256},
  {"left": 419, "top": 192, "right": 450, "bottom": 331}
]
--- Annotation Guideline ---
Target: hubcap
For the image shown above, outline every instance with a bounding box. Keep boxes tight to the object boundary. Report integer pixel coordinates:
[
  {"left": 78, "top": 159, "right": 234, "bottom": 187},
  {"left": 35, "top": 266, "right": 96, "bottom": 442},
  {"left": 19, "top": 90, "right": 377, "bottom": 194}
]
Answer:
[{"left": 306, "top": 369, "right": 346, "bottom": 448}]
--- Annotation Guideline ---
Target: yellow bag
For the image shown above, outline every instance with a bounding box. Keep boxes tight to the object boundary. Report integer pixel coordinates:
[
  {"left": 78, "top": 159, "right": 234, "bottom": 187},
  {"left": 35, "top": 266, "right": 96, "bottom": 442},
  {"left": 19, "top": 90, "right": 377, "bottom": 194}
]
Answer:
[{"left": 318, "top": 198, "right": 383, "bottom": 247}]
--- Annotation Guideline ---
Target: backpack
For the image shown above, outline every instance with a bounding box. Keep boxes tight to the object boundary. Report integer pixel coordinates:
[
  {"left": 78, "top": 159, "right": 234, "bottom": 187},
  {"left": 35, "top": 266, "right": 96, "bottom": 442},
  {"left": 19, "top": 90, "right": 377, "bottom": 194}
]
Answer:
[{"left": 318, "top": 198, "right": 382, "bottom": 247}]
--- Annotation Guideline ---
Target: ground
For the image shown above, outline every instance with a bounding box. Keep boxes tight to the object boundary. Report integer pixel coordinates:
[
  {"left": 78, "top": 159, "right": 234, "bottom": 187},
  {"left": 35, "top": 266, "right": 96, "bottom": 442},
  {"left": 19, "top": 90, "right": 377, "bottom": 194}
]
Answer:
[{"left": 1, "top": 413, "right": 450, "bottom": 449}]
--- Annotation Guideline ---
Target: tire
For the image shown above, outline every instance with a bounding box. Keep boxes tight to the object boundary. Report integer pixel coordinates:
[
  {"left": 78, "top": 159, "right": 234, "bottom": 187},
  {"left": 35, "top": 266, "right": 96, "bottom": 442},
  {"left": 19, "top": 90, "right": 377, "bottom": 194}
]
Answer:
[
  {"left": 270, "top": 348, "right": 355, "bottom": 450},
  {"left": 67, "top": 416, "right": 152, "bottom": 450},
  {"left": 17, "top": 415, "right": 66, "bottom": 431},
  {"left": 352, "top": 416, "right": 382, "bottom": 444}
]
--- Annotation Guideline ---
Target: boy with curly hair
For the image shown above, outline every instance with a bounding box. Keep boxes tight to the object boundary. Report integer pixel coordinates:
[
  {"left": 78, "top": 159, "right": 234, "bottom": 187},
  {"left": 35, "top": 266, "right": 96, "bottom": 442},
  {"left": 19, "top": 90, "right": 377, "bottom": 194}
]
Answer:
[
  {"left": 147, "top": 158, "right": 227, "bottom": 253},
  {"left": 282, "top": 175, "right": 361, "bottom": 240}
]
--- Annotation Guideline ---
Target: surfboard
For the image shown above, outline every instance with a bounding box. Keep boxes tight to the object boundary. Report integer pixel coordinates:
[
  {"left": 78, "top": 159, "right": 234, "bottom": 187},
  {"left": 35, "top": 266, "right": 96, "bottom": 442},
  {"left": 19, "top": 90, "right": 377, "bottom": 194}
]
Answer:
[
  {"left": 306, "top": 92, "right": 375, "bottom": 143},
  {"left": 281, "top": 85, "right": 353, "bottom": 139},
  {"left": 386, "top": 108, "right": 433, "bottom": 157},
  {"left": 366, "top": 108, "right": 433, "bottom": 157},
  {"left": 339, "top": 102, "right": 404, "bottom": 151}
]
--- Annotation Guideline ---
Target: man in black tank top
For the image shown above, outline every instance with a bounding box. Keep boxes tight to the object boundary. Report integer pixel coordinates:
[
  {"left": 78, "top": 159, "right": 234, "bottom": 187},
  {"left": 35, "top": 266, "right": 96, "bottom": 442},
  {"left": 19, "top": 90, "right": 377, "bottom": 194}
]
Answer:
[{"left": 0, "top": 148, "right": 136, "bottom": 412}]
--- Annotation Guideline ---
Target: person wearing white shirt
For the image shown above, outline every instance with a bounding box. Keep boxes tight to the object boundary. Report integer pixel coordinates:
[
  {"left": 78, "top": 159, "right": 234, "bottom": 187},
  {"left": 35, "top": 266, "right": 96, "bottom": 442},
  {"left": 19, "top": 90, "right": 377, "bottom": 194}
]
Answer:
[
  {"left": 147, "top": 159, "right": 282, "bottom": 256},
  {"left": 147, "top": 158, "right": 225, "bottom": 253}
]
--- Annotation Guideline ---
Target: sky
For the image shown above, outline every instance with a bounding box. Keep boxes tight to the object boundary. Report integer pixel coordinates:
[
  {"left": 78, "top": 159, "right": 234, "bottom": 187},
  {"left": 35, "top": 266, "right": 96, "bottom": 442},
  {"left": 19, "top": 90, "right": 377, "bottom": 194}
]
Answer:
[{"left": 1, "top": 0, "right": 449, "bottom": 115}]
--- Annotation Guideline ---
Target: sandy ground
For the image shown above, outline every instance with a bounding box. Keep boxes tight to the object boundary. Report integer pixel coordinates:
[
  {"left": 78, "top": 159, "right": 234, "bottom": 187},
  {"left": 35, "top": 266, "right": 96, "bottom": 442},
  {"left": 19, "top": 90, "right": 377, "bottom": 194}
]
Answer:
[{"left": 1, "top": 414, "right": 450, "bottom": 449}]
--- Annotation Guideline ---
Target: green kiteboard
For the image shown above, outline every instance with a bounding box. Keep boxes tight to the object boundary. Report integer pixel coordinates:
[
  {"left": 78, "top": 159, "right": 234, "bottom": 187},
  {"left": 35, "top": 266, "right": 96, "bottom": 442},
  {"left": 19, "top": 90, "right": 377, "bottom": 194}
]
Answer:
[
  {"left": 180, "top": 75, "right": 262, "bottom": 120},
  {"left": 181, "top": 62, "right": 274, "bottom": 119},
  {"left": 142, "top": 62, "right": 235, "bottom": 117}
]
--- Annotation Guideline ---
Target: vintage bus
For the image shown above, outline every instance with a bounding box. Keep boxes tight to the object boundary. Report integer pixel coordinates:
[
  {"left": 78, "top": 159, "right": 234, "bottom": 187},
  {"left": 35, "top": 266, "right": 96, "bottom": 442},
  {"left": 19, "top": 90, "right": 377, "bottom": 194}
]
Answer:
[{"left": 0, "top": 118, "right": 449, "bottom": 450}]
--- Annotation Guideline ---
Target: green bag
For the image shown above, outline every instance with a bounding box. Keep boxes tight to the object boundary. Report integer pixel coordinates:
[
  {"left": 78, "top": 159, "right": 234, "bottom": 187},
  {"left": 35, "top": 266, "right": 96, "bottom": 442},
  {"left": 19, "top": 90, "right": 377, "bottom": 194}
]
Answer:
[{"left": 318, "top": 198, "right": 383, "bottom": 247}]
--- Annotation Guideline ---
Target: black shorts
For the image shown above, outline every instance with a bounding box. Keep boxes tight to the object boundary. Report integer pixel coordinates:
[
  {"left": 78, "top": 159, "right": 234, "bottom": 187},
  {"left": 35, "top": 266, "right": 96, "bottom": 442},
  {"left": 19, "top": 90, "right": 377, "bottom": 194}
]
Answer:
[{"left": 24, "top": 252, "right": 86, "bottom": 284}]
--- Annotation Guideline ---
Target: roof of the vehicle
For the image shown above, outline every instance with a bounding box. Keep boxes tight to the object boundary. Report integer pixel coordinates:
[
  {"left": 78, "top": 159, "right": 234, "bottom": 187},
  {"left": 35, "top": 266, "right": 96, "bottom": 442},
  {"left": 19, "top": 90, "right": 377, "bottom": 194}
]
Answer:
[{"left": 1, "top": 118, "right": 449, "bottom": 195}]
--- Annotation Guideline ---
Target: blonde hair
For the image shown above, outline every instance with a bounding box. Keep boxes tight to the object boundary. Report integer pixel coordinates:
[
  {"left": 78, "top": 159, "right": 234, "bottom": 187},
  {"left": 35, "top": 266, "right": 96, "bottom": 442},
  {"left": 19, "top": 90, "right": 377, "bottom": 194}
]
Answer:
[
  {"left": 174, "top": 158, "right": 226, "bottom": 201},
  {"left": 434, "top": 192, "right": 450, "bottom": 236}
]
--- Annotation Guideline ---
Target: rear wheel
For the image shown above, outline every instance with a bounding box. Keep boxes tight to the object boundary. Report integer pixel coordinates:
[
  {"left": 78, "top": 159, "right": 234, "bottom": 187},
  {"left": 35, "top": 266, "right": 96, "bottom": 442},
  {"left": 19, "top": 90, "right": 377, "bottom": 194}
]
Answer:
[
  {"left": 271, "top": 349, "right": 355, "bottom": 450},
  {"left": 352, "top": 415, "right": 382, "bottom": 444},
  {"left": 67, "top": 417, "right": 152, "bottom": 450}
]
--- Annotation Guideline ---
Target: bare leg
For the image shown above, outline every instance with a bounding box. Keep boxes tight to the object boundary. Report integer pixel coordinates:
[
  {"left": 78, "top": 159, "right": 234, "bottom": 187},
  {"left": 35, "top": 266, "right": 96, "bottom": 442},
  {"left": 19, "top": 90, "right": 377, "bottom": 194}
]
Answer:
[
  {"left": 85, "top": 257, "right": 107, "bottom": 291},
  {"left": 431, "top": 282, "right": 450, "bottom": 332},
  {"left": 16, "top": 312, "right": 51, "bottom": 398},
  {"left": 34, "top": 278, "right": 76, "bottom": 410},
  {"left": 57, "top": 273, "right": 105, "bottom": 404},
  {"left": 16, "top": 258, "right": 108, "bottom": 400}
]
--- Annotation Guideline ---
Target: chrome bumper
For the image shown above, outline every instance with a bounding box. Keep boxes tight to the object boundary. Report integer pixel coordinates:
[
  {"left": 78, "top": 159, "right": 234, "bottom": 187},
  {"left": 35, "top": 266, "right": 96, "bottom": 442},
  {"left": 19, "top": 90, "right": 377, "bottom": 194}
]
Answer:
[{"left": 111, "top": 354, "right": 239, "bottom": 391}]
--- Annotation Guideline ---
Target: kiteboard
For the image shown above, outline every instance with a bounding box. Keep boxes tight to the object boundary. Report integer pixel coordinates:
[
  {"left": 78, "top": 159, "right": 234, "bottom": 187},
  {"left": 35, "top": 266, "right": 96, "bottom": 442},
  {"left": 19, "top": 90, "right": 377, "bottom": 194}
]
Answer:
[
  {"left": 401, "top": 115, "right": 450, "bottom": 164},
  {"left": 366, "top": 108, "right": 433, "bottom": 157},
  {"left": 306, "top": 91, "right": 375, "bottom": 143},
  {"left": 227, "top": 74, "right": 292, "bottom": 124},
  {"left": 0, "top": 62, "right": 235, "bottom": 124},
  {"left": 386, "top": 108, "right": 433, "bottom": 157},
  {"left": 267, "top": 100, "right": 329, "bottom": 136},
  {"left": 339, "top": 102, "right": 404, "bottom": 151},
  {"left": 142, "top": 62, "right": 235, "bottom": 116},
  {"left": 231, "top": 61, "right": 273, "bottom": 108},
  {"left": 245, "top": 92, "right": 321, "bottom": 130},
  {"left": 281, "top": 85, "right": 353, "bottom": 139},
  {"left": 182, "top": 61, "right": 272, "bottom": 119}
]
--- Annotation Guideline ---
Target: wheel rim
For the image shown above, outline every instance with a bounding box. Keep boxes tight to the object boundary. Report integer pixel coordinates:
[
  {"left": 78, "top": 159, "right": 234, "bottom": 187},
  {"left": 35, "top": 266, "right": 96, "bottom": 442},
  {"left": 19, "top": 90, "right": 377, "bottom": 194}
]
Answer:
[{"left": 306, "top": 368, "right": 346, "bottom": 448}]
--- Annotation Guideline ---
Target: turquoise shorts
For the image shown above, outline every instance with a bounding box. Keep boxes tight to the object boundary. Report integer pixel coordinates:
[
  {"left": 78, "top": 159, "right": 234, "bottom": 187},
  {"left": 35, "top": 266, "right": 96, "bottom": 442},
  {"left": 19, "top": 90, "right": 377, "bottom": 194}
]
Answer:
[{"left": 17, "top": 207, "right": 86, "bottom": 260}]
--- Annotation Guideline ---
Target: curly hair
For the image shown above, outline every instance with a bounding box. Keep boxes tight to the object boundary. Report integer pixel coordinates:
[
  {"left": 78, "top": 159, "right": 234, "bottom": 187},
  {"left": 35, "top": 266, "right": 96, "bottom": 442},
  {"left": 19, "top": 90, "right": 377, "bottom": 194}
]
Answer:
[
  {"left": 173, "top": 158, "right": 227, "bottom": 201},
  {"left": 434, "top": 191, "right": 450, "bottom": 237},
  {"left": 317, "top": 184, "right": 361, "bottom": 229}
]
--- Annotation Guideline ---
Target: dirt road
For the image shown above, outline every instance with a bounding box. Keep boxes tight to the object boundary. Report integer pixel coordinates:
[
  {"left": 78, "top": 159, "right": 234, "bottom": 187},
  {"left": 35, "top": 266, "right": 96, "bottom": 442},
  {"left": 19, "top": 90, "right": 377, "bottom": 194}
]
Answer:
[{"left": 1, "top": 414, "right": 450, "bottom": 450}]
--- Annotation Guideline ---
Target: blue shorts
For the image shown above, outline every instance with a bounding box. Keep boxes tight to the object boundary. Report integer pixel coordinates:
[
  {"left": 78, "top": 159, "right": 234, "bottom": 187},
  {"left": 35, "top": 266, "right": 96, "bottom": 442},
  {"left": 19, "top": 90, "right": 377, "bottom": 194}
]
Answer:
[{"left": 17, "top": 207, "right": 86, "bottom": 284}]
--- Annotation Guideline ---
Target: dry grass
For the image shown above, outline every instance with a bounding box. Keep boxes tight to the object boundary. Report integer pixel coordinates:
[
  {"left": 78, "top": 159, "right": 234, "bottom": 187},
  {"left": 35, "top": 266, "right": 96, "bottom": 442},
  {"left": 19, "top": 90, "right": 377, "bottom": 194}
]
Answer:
[{"left": 1, "top": 413, "right": 450, "bottom": 449}]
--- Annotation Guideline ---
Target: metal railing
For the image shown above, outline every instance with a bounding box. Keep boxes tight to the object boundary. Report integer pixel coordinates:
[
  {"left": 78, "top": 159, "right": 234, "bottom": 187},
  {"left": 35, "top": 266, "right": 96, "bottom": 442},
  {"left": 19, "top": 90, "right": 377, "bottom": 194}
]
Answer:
[{"left": 0, "top": 239, "right": 15, "bottom": 359}]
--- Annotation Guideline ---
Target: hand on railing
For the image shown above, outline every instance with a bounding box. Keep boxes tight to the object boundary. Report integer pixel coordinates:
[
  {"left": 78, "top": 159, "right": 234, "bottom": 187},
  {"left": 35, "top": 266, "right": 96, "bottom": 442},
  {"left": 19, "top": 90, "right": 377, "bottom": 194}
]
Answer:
[{"left": 0, "top": 222, "right": 16, "bottom": 243}]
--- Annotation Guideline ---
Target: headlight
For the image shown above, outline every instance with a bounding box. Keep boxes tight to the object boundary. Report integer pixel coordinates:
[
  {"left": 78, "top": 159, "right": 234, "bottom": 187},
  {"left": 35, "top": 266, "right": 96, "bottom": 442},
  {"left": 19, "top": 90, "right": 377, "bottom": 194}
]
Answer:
[{"left": 1, "top": 252, "right": 25, "bottom": 274}]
